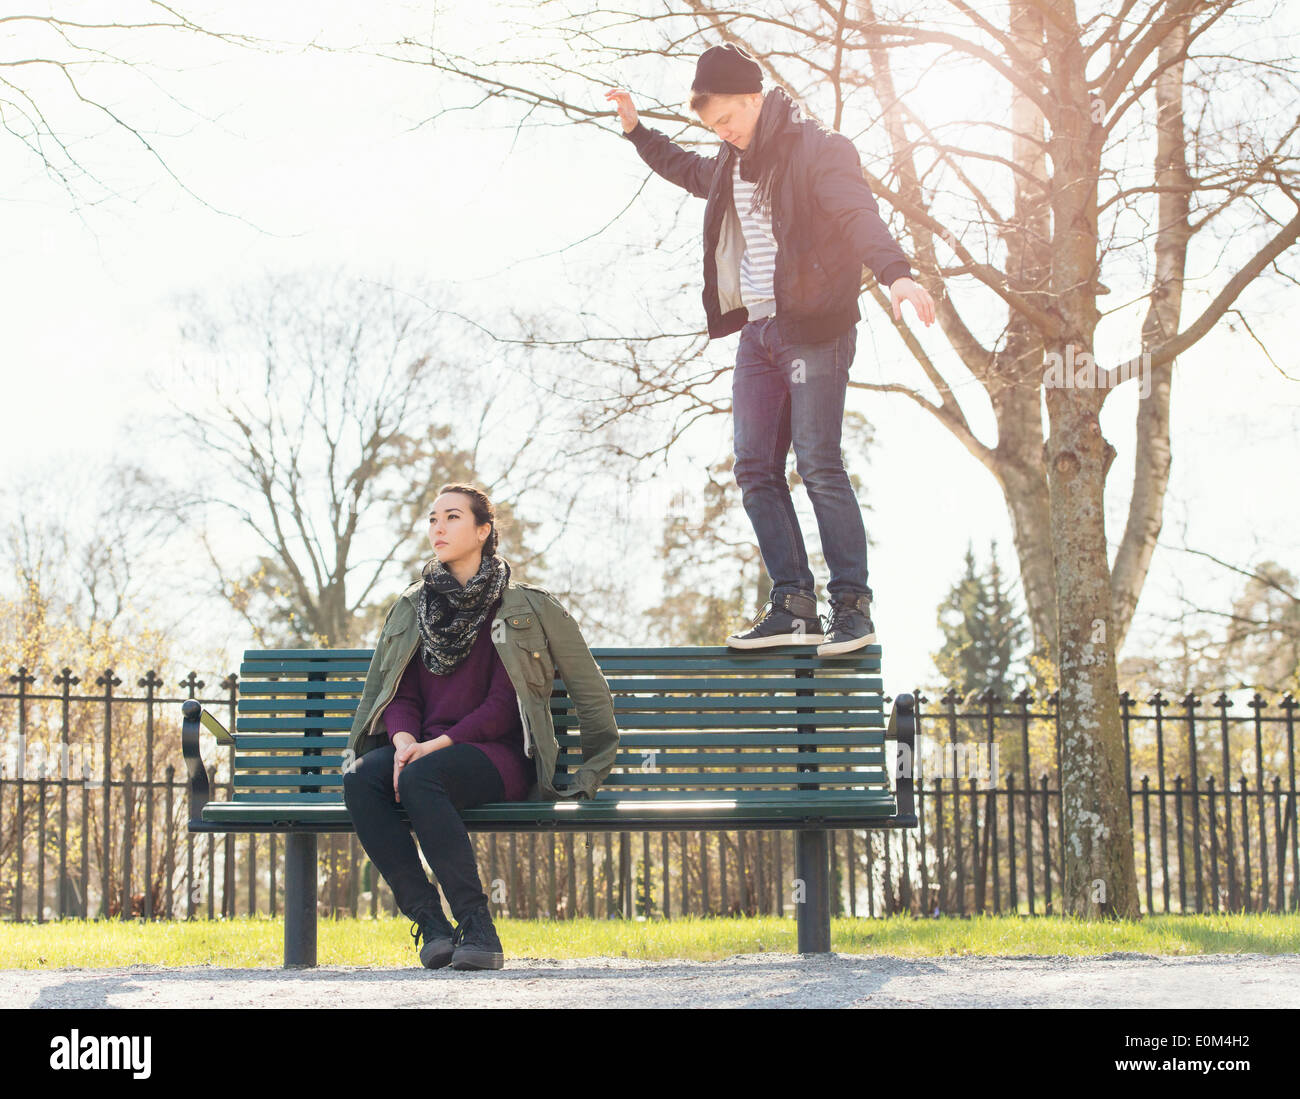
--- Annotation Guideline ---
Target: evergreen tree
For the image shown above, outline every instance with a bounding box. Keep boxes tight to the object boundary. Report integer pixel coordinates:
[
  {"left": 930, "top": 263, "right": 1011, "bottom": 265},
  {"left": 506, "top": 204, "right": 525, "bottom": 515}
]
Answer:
[{"left": 933, "top": 539, "right": 1030, "bottom": 697}]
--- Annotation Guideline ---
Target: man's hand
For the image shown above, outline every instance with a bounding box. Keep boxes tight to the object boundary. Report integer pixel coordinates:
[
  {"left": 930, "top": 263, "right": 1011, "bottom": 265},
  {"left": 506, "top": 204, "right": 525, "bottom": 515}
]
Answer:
[
  {"left": 890, "top": 276, "right": 937, "bottom": 327},
  {"left": 604, "top": 88, "right": 639, "bottom": 134}
]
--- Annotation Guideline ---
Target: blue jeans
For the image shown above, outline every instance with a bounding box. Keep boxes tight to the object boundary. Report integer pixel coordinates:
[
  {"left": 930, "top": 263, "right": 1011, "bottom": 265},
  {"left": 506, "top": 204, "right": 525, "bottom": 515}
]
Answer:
[
  {"left": 343, "top": 743, "right": 503, "bottom": 925},
  {"left": 731, "top": 315, "right": 872, "bottom": 604}
]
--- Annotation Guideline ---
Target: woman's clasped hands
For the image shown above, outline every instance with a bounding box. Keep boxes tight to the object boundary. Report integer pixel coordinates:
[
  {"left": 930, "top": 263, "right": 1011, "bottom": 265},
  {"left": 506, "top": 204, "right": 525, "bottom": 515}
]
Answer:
[{"left": 390, "top": 731, "right": 452, "bottom": 802}]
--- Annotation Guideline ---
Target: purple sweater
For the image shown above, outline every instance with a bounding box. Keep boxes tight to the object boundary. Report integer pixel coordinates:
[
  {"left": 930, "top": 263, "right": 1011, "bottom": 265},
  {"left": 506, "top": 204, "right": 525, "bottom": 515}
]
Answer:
[{"left": 381, "top": 602, "right": 533, "bottom": 802}]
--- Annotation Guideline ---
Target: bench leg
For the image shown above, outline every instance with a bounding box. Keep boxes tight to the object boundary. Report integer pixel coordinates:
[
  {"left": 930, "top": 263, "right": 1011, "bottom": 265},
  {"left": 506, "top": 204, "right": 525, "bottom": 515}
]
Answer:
[
  {"left": 284, "top": 833, "right": 318, "bottom": 968},
  {"left": 796, "top": 829, "right": 831, "bottom": 953}
]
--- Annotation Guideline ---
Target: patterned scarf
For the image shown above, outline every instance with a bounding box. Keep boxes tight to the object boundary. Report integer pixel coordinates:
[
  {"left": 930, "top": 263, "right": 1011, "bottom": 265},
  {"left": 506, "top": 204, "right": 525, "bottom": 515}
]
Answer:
[
  {"left": 415, "top": 551, "right": 511, "bottom": 675},
  {"left": 736, "top": 84, "right": 804, "bottom": 219}
]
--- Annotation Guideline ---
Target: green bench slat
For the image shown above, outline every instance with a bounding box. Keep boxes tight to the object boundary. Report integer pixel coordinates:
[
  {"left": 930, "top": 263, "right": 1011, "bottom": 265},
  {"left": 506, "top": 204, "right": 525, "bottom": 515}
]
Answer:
[
  {"left": 240, "top": 662, "right": 373, "bottom": 676},
  {"left": 244, "top": 648, "right": 374, "bottom": 659},
  {"left": 561, "top": 784, "right": 890, "bottom": 798},
  {"left": 549, "top": 712, "right": 882, "bottom": 729},
  {"left": 604, "top": 694, "right": 881, "bottom": 711},
  {"left": 588, "top": 713, "right": 884, "bottom": 729},
  {"left": 242, "top": 656, "right": 879, "bottom": 677},
  {"left": 557, "top": 731, "right": 884, "bottom": 746},
  {"left": 579, "top": 658, "right": 879, "bottom": 673},
  {"left": 557, "top": 750, "right": 885, "bottom": 768},
  {"left": 201, "top": 798, "right": 899, "bottom": 827},
  {"left": 606, "top": 676, "right": 882, "bottom": 691},
  {"left": 213, "top": 792, "right": 346, "bottom": 804},
  {"left": 220, "top": 789, "right": 893, "bottom": 804},
  {"left": 539, "top": 790, "right": 891, "bottom": 803},
  {"left": 592, "top": 772, "right": 889, "bottom": 787},
  {"left": 242, "top": 646, "right": 876, "bottom": 665},
  {"left": 210, "top": 786, "right": 895, "bottom": 808},
  {"left": 235, "top": 770, "right": 888, "bottom": 790},
  {"left": 235, "top": 754, "right": 347, "bottom": 770},
  {"left": 590, "top": 646, "right": 879, "bottom": 661},
  {"left": 244, "top": 644, "right": 880, "bottom": 659},
  {"left": 589, "top": 644, "right": 882, "bottom": 656},
  {"left": 238, "top": 700, "right": 360, "bottom": 714},
  {"left": 233, "top": 773, "right": 889, "bottom": 791},
  {"left": 233, "top": 718, "right": 353, "bottom": 732},
  {"left": 234, "top": 690, "right": 884, "bottom": 712},
  {"left": 233, "top": 712, "right": 882, "bottom": 732},
  {"left": 229, "top": 731, "right": 885, "bottom": 751},
  {"left": 237, "top": 735, "right": 351, "bottom": 749},
  {"left": 233, "top": 749, "right": 884, "bottom": 771},
  {"left": 238, "top": 680, "right": 368, "bottom": 695},
  {"left": 236, "top": 676, "right": 883, "bottom": 695},
  {"left": 602, "top": 676, "right": 881, "bottom": 691},
  {"left": 231, "top": 715, "right": 885, "bottom": 733},
  {"left": 235, "top": 774, "right": 340, "bottom": 788},
  {"left": 231, "top": 697, "right": 885, "bottom": 719}
]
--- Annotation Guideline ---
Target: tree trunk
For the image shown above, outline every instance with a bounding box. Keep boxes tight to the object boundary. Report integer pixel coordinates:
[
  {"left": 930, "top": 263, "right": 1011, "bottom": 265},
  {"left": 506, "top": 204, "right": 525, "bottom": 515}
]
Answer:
[
  {"left": 990, "top": 388, "right": 1058, "bottom": 664},
  {"left": 1110, "top": 20, "right": 1190, "bottom": 651},
  {"left": 990, "top": 0, "right": 1058, "bottom": 664},
  {"left": 1043, "top": 26, "right": 1140, "bottom": 919}
]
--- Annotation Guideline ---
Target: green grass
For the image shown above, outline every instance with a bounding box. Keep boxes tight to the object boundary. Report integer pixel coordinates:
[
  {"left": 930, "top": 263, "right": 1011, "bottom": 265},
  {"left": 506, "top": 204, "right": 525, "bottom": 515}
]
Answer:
[{"left": 2, "top": 913, "right": 1298, "bottom": 968}]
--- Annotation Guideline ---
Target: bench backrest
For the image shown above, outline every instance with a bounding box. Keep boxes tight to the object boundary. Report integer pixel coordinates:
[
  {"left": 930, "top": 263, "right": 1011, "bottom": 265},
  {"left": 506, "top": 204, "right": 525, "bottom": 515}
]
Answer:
[{"left": 230, "top": 646, "right": 887, "bottom": 804}]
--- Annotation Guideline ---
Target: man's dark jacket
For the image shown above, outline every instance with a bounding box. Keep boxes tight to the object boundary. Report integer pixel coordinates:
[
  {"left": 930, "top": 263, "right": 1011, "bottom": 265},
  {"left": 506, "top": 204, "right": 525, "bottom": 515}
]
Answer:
[{"left": 623, "top": 113, "right": 912, "bottom": 344}]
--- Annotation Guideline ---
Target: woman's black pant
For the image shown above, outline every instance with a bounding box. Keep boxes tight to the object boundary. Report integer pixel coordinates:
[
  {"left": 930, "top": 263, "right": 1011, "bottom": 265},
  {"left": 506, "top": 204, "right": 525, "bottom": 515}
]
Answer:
[{"left": 343, "top": 743, "right": 504, "bottom": 925}]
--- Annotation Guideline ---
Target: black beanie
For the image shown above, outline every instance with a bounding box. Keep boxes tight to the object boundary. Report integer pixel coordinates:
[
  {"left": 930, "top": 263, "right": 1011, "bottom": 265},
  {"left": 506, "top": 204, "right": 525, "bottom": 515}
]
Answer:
[{"left": 691, "top": 43, "right": 763, "bottom": 95}]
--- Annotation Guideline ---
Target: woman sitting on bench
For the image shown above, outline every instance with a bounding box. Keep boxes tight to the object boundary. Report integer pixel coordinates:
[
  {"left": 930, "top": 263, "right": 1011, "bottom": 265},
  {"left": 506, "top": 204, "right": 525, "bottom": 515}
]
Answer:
[{"left": 343, "top": 482, "right": 617, "bottom": 971}]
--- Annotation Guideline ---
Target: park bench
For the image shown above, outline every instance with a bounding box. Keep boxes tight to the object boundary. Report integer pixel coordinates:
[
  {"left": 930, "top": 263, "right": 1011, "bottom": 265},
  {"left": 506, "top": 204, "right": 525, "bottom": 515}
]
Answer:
[{"left": 181, "top": 644, "right": 916, "bottom": 966}]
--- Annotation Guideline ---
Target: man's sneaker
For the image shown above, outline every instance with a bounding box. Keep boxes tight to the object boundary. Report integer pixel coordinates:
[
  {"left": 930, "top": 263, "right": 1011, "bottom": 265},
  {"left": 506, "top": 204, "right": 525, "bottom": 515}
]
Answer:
[
  {"left": 450, "top": 904, "right": 505, "bottom": 971},
  {"left": 816, "top": 592, "right": 876, "bottom": 655},
  {"left": 726, "top": 590, "right": 824, "bottom": 649},
  {"left": 410, "top": 905, "right": 456, "bottom": 969}
]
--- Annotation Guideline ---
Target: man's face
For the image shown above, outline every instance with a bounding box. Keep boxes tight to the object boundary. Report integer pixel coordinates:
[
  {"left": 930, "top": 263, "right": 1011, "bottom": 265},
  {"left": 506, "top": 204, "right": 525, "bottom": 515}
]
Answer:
[{"left": 696, "top": 93, "right": 763, "bottom": 150}]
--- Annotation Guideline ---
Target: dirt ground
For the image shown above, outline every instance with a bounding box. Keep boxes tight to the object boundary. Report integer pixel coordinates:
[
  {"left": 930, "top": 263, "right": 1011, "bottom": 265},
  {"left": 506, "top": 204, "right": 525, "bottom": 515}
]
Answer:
[{"left": 4, "top": 951, "right": 1298, "bottom": 1008}]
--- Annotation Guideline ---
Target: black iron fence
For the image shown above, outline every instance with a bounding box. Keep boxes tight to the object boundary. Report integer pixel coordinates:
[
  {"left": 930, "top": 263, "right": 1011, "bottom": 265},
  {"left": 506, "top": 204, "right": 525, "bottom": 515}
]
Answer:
[{"left": 1, "top": 668, "right": 1296, "bottom": 920}]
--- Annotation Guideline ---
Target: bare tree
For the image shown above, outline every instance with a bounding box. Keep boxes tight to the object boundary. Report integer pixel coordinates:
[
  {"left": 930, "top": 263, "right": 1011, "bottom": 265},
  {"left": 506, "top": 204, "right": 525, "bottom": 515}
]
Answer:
[
  {"left": 369, "top": 1, "right": 1300, "bottom": 917},
  {"left": 141, "top": 270, "right": 565, "bottom": 647},
  {"left": 1212, "top": 560, "right": 1299, "bottom": 691},
  {"left": 1130, "top": 548, "right": 1300, "bottom": 693},
  {"left": 0, "top": 462, "right": 176, "bottom": 653},
  {"left": 0, "top": 3, "right": 289, "bottom": 219}
]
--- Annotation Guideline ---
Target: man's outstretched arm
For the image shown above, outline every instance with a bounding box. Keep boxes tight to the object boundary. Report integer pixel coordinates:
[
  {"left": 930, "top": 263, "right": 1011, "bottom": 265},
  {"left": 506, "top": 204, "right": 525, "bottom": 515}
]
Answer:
[
  {"left": 814, "top": 132, "right": 936, "bottom": 325},
  {"left": 607, "top": 87, "right": 716, "bottom": 200}
]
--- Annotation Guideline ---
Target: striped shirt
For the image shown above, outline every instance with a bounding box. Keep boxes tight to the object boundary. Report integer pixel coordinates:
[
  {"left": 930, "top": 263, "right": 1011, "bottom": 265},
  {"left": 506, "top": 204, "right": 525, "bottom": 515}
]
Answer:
[{"left": 733, "top": 157, "right": 777, "bottom": 319}]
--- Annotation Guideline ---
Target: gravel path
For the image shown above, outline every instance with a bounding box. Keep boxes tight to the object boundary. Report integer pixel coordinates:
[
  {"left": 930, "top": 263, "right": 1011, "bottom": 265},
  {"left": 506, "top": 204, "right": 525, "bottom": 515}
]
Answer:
[{"left": 4, "top": 952, "right": 1298, "bottom": 1009}]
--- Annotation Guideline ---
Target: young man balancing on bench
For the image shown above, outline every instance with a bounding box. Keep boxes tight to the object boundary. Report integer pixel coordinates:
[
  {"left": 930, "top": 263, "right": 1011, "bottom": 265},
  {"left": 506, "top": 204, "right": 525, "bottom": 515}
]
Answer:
[{"left": 606, "top": 43, "right": 937, "bottom": 655}]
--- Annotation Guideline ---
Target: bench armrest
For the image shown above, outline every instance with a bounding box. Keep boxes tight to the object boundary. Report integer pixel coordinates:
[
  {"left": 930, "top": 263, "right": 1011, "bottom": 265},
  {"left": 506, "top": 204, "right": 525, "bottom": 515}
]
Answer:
[
  {"left": 885, "top": 692, "right": 916, "bottom": 822},
  {"left": 182, "top": 700, "right": 232, "bottom": 827}
]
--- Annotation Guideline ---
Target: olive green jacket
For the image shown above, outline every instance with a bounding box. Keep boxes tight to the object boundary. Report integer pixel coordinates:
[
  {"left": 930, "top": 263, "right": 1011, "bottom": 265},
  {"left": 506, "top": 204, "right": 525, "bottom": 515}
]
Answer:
[{"left": 346, "top": 578, "right": 619, "bottom": 800}]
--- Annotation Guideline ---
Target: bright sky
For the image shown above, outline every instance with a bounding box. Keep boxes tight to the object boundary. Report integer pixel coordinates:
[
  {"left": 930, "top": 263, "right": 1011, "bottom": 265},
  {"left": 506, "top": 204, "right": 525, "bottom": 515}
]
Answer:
[{"left": 1, "top": 1, "right": 1296, "bottom": 693}]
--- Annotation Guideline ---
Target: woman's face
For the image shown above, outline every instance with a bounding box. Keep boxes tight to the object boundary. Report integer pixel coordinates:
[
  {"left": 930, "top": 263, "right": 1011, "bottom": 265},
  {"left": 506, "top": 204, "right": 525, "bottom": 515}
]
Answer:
[{"left": 428, "top": 492, "right": 490, "bottom": 568}]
